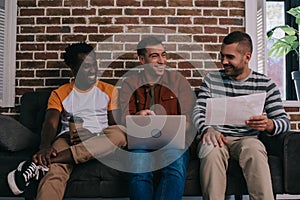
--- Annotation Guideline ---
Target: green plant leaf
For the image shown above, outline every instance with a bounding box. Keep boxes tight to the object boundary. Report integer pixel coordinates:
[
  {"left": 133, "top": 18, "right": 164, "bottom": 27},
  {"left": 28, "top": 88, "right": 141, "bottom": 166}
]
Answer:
[
  {"left": 267, "top": 26, "right": 298, "bottom": 39},
  {"left": 281, "top": 26, "right": 297, "bottom": 36},
  {"left": 268, "top": 35, "right": 298, "bottom": 57},
  {"left": 268, "top": 6, "right": 300, "bottom": 59},
  {"left": 267, "top": 28, "right": 275, "bottom": 39},
  {"left": 269, "top": 42, "right": 287, "bottom": 57},
  {"left": 287, "top": 6, "right": 300, "bottom": 25}
]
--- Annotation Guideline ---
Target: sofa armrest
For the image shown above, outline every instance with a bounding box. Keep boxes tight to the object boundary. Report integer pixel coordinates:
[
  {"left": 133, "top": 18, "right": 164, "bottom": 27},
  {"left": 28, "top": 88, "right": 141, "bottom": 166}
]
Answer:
[
  {"left": 282, "top": 131, "right": 300, "bottom": 194},
  {"left": 258, "top": 131, "right": 289, "bottom": 158}
]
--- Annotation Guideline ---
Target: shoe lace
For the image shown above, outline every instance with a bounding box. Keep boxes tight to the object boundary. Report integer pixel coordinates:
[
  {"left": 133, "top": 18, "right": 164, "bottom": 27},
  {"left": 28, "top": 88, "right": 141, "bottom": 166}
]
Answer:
[
  {"left": 35, "top": 165, "right": 49, "bottom": 180},
  {"left": 21, "top": 162, "right": 49, "bottom": 182},
  {"left": 21, "top": 162, "right": 37, "bottom": 182}
]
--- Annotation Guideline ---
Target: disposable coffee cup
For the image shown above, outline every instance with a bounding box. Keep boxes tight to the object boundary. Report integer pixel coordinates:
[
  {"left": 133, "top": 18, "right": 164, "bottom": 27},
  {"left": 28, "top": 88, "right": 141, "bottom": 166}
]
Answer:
[{"left": 69, "top": 116, "right": 84, "bottom": 134}]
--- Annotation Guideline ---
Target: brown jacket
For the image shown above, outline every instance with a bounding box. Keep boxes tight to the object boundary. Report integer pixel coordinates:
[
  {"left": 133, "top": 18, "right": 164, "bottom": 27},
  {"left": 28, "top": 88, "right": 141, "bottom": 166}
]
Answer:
[{"left": 119, "top": 70, "right": 195, "bottom": 129}]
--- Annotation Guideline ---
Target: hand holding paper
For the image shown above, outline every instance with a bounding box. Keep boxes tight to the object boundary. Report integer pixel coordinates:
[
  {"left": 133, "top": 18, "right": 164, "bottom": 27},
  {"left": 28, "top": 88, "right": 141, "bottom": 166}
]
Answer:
[{"left": 205, "top": 92, "right": 266, "bottom": 125}]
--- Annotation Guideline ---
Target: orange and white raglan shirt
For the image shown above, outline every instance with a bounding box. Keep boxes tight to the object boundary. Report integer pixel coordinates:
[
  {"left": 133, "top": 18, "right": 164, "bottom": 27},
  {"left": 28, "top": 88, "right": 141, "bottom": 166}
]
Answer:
[{"left": 47, "top": 80, "right": 118, "bottom": 136}]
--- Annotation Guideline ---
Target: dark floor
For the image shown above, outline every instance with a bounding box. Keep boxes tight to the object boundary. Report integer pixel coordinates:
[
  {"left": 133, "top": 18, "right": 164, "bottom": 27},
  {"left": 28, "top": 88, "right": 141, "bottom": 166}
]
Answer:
[{"left": 1, "top": 195, "right": 300, "bottom": 200}]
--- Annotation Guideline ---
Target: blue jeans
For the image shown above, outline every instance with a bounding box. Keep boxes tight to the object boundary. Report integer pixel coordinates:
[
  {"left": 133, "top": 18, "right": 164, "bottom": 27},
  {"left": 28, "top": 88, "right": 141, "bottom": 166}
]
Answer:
[{"left": 128, "top": 148, "right": 190, "bottom": 200}]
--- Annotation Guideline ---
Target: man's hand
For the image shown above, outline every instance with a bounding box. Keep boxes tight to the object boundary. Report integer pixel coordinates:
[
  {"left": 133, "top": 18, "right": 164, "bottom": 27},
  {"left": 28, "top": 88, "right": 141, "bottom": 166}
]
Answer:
[
  {"left": 135, "top": 109, "right": 155, "bottom": 116},
  {"left": 202, "top": 128, "right": 227, "bottom": 147},
  {"left": 70, "top": 127, "right": 94, "bottom": 145},
  {"left": 33, "top": 146, "right": 57, "bottom": 167},
  {"left": 245, "top": 115, "right": 274, "bottom": 133}
]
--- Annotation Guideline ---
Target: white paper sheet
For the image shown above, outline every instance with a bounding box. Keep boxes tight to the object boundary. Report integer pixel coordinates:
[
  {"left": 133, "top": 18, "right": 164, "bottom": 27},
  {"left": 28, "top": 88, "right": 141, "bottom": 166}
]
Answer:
[{"left": 205, "top": 92, "right": 266, "bottom": 125}]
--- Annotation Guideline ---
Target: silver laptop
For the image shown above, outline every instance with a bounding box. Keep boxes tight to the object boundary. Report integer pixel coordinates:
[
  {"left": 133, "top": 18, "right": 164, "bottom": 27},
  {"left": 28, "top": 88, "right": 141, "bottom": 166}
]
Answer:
[{"left": 126, "top": 115, "right": 186, "bottom": 150}]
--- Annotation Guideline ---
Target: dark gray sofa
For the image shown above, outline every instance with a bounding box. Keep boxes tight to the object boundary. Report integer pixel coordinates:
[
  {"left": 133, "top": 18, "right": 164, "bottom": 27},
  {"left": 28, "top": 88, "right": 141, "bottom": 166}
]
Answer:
[{"left": 0, "top": 91, "right": 298, "bottom": 200}]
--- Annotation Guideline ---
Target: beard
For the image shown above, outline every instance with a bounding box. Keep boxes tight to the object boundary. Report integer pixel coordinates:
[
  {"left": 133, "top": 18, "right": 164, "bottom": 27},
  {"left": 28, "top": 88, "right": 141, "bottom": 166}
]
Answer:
[{"left": 223, "top": 64, "right": 244, "bottom": 78}]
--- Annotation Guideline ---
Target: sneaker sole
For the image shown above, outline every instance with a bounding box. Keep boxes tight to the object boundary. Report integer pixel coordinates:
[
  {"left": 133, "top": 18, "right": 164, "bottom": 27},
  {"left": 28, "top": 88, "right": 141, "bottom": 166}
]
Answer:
[{"left": 7, "top": 169, "right": 24, "bottom": 195}]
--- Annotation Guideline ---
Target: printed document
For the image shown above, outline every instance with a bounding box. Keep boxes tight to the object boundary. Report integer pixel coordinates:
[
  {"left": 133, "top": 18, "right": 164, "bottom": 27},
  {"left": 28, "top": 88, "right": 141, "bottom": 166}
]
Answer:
[{"left": 205, "top": 92, "right": 266, "bottom": 125}]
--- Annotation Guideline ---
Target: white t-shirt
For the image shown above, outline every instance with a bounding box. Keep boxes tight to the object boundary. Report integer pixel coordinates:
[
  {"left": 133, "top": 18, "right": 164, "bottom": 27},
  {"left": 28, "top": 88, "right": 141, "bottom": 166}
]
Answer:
[{"left": 47, "top": 80, "right": 118, "bottom": 136}]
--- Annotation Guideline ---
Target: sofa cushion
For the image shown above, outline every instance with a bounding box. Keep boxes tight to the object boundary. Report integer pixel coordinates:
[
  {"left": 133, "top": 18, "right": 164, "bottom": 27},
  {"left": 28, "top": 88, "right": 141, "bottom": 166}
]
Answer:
[
  {"left": 0, "top": 114, "right": 40, "bottom": 152},
  {"left": 65, "top": 159, "right": 129, "bottom": 198},
  {"left": 19, "top": 91, "right": 51, "bottom": 135}
]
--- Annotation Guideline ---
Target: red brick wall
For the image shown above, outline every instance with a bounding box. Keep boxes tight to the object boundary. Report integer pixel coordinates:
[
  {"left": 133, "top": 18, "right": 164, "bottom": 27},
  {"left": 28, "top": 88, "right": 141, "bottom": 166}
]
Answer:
[
  {"left": 286, "top": 106, "right": 300, "bottom": 130},
  {"left": 2, "top": 0, "right": 299, "bottom": 130}
]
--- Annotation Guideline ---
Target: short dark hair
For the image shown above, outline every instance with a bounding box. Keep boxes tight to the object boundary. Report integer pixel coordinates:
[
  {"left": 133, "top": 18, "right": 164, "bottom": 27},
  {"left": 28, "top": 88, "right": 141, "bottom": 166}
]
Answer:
[
  {"left": 223, "top": 31, "right": 253, "bottom": 53},
  {"left": 137, "top": 36, "right": 163, "bottom": 56},
  {"left": 63, "top": 42, "right": 94, "bottom": 67}
]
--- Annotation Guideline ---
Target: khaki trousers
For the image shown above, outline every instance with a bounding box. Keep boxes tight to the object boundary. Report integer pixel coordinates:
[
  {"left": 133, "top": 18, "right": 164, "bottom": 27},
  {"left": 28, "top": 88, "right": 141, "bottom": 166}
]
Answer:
[
  {"left": 198, "top": 136, "right": 274, "bottom": 200},
  {"left": 36, "top": 125, "right": 127, "bottom": 200}
]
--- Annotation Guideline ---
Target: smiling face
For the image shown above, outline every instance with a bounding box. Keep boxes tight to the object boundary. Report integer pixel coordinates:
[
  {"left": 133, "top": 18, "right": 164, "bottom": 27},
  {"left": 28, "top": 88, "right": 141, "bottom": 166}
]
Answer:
[
  {"left": 220, "top": 42, "right": 252, "bottom": 80},
  {"left": 139, "top": 43, "right": 167, "bottom": 83},
  {"left": 73, "top": 52, "right": 98, "bottom": 90}
]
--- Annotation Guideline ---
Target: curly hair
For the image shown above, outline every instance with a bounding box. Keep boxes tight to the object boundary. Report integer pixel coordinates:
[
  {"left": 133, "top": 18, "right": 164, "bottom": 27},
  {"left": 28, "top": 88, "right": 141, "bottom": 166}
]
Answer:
[{"left": 63, "top": 42, "right": 94, "bottom": 67}]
